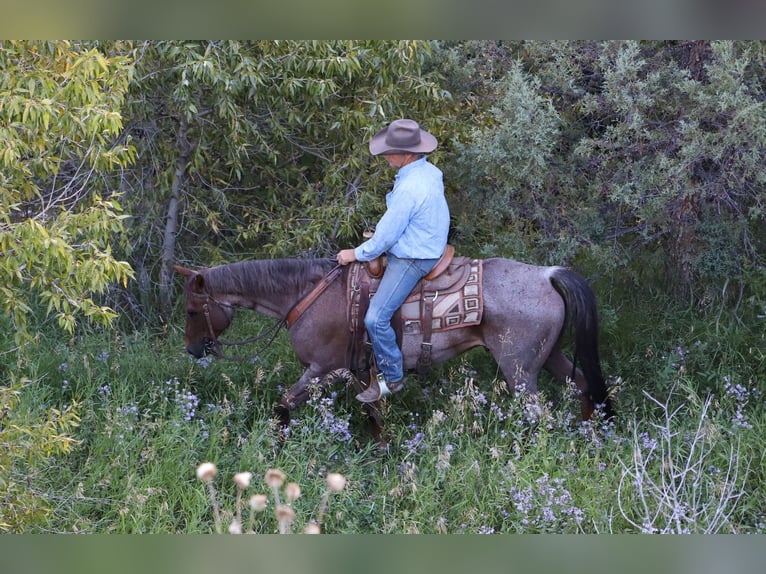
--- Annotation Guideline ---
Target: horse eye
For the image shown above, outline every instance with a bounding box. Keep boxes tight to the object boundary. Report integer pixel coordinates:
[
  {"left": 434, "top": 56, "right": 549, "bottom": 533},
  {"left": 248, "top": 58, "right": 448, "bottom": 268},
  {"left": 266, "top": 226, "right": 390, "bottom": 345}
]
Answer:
[{"left": 187, "top": 310, "right": 199, "bottom": 318}]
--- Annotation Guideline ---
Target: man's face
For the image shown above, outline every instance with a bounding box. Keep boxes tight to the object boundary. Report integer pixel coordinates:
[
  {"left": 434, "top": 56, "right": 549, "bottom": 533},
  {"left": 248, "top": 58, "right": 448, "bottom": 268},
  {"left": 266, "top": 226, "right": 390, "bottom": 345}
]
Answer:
[{"left": 382, "top": 152, "right": 417, "bottom": 169}]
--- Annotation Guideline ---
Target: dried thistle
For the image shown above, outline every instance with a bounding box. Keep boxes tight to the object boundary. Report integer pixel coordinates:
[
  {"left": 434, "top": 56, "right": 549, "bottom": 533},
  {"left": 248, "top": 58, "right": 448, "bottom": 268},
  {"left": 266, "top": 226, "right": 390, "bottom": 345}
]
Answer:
[
  {"left": 228, "top": 518, "right": 242, "bottom": 535},
  {"left": 326, "top": 473, "right": 346, "bottom": 493},
  {"left": 249, "top": 494, "right": 268, "bottom": 512},
  {"left": 196, "top": 462, "right": 218, "bottom": 483},
  {"left": 276, "top": 504, "right": 296, "bottom": 534},
  {"left": 315, "top": 472, "right": 347, "bottom": 531},
  {"left": 265, "top": 468, "right": 286, "bottom": 506},
  {"left": 233, "top": 471, "right": 253, "bottom": 524},
  {"left": 285, "top": 482, "right": 302, "bottom": 503},
  {"left": 265, "top": 468, "right": 286, "bottom": 489},
  {"left": 233, "top": 472, "right": 252, "bottom": 490},
  {"left": 195, "top": 462, "right": 221, "bottom": 534},
  {"left": 247, "top": 493, "right": 269, "bottom": 533}
]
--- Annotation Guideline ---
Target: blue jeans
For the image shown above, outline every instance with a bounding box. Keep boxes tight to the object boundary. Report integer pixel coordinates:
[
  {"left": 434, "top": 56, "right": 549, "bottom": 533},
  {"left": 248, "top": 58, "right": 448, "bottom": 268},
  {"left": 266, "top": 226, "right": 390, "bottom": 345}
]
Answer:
[{"left": 364, "top": 254, "right": 438, "bottom": 383}]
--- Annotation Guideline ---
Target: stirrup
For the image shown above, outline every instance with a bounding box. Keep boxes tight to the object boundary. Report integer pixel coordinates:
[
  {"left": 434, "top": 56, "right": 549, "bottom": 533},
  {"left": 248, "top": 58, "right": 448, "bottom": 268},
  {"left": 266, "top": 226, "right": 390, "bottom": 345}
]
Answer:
[{"left": 356, "top": 373, "right": 393, "bottom": 403}]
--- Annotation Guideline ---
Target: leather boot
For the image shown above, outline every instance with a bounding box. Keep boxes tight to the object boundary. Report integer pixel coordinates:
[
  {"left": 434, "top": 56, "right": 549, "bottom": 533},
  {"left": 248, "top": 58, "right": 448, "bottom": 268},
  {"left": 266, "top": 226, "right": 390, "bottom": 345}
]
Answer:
[{"left": 355, "top": 373, "right": 405, "bottom": 403}]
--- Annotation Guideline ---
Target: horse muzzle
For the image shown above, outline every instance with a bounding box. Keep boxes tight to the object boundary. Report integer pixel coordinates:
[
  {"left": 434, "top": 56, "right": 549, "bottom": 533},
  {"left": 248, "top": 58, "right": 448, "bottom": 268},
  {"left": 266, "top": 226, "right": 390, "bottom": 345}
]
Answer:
[{"left": 186, "top": 338, "right": 213, "bottom": 359}]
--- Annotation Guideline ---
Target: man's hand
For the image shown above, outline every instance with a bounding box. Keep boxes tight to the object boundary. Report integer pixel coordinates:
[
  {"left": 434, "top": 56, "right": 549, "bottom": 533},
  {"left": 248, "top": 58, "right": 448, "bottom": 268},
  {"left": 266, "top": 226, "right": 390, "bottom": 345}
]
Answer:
[{"left": 336, "top": 249, "right": 357, "bottom": 266}]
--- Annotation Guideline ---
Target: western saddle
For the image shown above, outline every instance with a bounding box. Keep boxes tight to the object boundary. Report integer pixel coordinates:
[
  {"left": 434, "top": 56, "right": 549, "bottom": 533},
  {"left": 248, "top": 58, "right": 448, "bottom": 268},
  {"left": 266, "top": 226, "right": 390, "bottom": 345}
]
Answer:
[{"left": 348, "top": 245, "right": 482, "bottom": 377}]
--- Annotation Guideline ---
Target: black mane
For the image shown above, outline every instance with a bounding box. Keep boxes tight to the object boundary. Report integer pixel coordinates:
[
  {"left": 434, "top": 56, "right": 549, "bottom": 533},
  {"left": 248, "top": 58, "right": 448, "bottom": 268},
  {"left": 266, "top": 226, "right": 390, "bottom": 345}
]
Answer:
[{"left": 203, "top": 258, "right": 337, "bottom": 296}]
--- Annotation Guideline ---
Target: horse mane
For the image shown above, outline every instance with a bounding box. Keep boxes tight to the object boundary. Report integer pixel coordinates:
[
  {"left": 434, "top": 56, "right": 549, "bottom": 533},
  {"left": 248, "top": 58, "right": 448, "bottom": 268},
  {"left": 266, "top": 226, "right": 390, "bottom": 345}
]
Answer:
[{"left": 202, "top": 258, "right": 337, "bottom": 296}]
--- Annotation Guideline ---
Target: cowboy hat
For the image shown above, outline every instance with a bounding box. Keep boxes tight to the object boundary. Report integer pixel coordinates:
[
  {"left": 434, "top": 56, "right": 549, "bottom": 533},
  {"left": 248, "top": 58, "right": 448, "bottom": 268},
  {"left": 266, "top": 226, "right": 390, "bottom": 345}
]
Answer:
[{"left": 369, "top": 119, "right": 438, "bottom": 155}]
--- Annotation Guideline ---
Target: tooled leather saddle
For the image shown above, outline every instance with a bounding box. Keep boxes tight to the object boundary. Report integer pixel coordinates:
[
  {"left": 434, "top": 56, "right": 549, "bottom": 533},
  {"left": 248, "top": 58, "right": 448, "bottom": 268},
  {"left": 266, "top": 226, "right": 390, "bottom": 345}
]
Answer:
[{"left": 346, "top": 246, "right": 483, "bottom": 376}]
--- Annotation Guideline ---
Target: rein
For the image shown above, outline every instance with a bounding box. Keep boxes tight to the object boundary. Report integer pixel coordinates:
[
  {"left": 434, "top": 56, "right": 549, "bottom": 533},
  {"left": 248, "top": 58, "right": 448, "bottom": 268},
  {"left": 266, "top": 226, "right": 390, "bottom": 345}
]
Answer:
[
  {"left": 286, "top": 263, "right": 343, "bottom": 327},
  {"left": 197, "top": 263, "right": 343, "bottom": 362},
  {"left": 199, "top": 295, "right": 287, "bottom": 362}
]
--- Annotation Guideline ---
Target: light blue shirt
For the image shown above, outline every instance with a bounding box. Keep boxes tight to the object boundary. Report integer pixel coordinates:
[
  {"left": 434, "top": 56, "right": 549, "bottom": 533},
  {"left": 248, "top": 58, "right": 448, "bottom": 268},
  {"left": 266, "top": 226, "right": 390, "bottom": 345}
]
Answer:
[{"left": 354, "top": 156, "right": 449, "bottom": 262}]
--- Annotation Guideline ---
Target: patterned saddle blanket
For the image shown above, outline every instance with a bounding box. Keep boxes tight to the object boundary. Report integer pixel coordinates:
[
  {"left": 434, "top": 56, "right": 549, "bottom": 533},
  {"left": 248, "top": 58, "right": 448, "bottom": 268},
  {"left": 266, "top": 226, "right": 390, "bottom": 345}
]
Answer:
[{"left": 345, "top": 256, "right": 484, "bottom": 374}]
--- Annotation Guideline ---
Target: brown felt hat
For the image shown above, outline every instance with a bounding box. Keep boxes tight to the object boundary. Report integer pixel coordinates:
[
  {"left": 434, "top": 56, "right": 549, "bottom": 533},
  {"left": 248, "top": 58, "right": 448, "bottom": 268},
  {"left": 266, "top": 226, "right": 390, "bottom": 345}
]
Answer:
[{"left": 369, "top": 119, "right": 438, "bottom": 156}]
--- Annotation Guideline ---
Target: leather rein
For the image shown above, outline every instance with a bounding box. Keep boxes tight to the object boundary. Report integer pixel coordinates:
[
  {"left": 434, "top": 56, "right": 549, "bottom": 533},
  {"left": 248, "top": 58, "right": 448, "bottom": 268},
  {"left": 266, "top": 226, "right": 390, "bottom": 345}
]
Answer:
[{"left": 195, "top": 263, "right": 343, "bottom": 362}]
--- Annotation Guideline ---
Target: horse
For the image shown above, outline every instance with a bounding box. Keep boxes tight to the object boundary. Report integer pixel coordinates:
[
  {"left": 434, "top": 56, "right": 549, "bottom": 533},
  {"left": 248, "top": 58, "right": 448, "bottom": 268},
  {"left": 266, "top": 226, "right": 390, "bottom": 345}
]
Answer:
[{"left": 174, "top": 256, "right": 614, "bottom": 442}]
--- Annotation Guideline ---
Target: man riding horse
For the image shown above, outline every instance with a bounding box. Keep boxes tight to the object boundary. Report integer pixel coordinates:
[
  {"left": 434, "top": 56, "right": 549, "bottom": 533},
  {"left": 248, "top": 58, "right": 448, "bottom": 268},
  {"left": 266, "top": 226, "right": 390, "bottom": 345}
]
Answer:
[
  {"left": 335, "top": 119, "right": 450, "bottom": 403},
  {"left": 175, "top": 120, "right": 614, "bottom": 443}
]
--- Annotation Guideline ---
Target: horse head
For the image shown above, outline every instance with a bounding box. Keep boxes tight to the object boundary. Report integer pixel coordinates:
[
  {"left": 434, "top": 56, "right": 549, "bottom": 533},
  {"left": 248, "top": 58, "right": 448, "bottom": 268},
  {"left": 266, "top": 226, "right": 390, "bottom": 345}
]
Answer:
[{"left": 173, "top": 265, "right": 234, "bottom": 358}]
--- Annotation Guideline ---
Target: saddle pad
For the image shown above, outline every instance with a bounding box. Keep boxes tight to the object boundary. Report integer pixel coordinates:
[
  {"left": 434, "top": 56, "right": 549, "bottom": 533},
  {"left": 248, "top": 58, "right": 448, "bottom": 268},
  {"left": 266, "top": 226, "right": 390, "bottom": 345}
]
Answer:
[
  {"left": 347, "top": 258, "right": 483, "bottom": 335},
  {"left": 401, "top": 258, "right": 483, "bottom": 334}
]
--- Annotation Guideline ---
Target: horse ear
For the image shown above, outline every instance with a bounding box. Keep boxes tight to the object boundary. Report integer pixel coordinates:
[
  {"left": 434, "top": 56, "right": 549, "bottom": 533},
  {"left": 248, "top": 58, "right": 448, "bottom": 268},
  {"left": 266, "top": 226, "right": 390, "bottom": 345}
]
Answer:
[
  {"left": 191, "top": 274, "right": 206, "bottom": 294},
  {"left": 173, "top": 264, "right": 206, "bottom": 293},
  {"left": 173, "top": 264, "right": 195, "bottom": 277}
]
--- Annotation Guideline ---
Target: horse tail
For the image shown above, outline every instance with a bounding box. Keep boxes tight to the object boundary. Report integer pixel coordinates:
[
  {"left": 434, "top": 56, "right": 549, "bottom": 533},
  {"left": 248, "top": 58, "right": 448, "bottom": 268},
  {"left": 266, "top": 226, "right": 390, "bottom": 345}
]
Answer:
[{"left": 549, "top": 267, "right": 614, "bottom": 419}]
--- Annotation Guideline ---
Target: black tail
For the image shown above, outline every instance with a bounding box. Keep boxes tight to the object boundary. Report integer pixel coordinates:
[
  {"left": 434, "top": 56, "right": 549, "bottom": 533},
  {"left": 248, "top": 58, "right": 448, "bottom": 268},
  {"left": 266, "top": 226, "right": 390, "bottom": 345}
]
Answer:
[{"left": 550, "top": 268, "right": 614, "bottom": 419}]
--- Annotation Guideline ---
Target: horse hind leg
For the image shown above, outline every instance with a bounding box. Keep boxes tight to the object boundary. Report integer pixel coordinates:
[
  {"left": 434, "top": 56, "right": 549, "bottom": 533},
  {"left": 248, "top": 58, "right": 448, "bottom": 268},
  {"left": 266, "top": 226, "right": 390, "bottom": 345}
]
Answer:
[
  {"left": 543, "top": 349, "right": 596, "bottom": 420},
  {"left": 485, "top": 337, "right": 547, "bottom": 423}
]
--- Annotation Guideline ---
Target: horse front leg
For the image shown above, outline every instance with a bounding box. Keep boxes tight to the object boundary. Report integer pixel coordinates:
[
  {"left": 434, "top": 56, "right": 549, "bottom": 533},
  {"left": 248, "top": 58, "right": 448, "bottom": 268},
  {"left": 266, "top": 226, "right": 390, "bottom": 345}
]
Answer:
[
  {"left": 275, "top": 367, "right": 387, "bottom": 446},
  {"left": 275, "top": 366, "right": 357, "bottom": 441},
  {"left": 275, "top": 367, "right": 321, "bottom": 438}
]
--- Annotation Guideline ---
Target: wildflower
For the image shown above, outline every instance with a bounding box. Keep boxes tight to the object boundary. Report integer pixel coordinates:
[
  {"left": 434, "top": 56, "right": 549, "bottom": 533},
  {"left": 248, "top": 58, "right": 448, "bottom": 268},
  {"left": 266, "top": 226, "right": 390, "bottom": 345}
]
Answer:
[
  {"left": 308, "top": 396, "right": 353, "bottom": 441},
  {"left": 233, "top": 472, "right": 253, "bottom": 490},
  {"left": 403, "top": 431, "right": 425, "bottom": 454},
  {"left": 196, "top": 462, "right": 218, "bottom": 483},
  {"left": 249, "top": 494, "right": 268, "bottom": 512},
  {"left": 326, "top": 473, "right": 346, "bottom": 493},
  {"left": 176, "top": 389, "right": 200, "bottom": 422},
  {"left": 304, "top": 522, "right": 321, "bottom": 534},
  {"left": 265, "top": 468, "right": 286, "bottom": 489},
  {"left": 285, "top": 482, "right": 301, "bottom": 502}
]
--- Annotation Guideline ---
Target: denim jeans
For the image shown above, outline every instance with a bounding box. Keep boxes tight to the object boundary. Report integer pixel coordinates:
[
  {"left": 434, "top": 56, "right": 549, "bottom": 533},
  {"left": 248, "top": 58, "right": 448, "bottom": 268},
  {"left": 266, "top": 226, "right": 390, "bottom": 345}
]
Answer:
[{"left": 364, "top": 254, "right": 439, "bottom": 383}]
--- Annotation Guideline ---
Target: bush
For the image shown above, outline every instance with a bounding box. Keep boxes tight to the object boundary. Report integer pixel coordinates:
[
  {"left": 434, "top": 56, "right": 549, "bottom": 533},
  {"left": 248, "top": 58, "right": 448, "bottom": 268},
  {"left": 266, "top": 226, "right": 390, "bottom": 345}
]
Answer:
[{"left": 0, "top": 377, "right": 80, "bottom": 532}]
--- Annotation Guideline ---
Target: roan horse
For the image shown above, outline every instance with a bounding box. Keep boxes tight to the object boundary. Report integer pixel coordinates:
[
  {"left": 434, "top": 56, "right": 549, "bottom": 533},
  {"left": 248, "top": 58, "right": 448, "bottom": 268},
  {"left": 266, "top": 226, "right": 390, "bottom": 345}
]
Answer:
[{"left": 174, "top": 256, "right": 614, "bottom": 441}]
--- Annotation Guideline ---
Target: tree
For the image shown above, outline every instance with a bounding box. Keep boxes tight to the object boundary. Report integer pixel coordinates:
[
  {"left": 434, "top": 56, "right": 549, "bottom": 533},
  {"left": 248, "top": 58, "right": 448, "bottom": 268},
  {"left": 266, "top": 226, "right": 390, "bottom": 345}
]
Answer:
[
  {"left": 0, "top": 41, "right": 135, "bottom": 343},
  {"left": 117, "top": 41, "right": 452, "bottom": 320},
  {"left": 445, "top": 40, "right": 766, "bottom": 307}
]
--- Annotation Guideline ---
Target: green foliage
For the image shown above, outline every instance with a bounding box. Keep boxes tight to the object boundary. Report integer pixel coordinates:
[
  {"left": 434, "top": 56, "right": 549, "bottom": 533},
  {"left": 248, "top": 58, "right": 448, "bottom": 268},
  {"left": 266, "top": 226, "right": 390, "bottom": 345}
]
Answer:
[
  {"left": 0, "top": 41, "right": 135, "bottom": 342},
  {"left": 0, "top": 377, "right": 80, "bottom": 532},
  {"left": 4, "top": 39, "right": 764, "bottom": 336},
  {"left": 446, "top": 40, "right": 766, "bottom": 306},
  {"left": 112, "top": 40, "right": 453, "bottom": 319},
  {"left": 449, "top": 59, "right": 569, "bottom": 263}
]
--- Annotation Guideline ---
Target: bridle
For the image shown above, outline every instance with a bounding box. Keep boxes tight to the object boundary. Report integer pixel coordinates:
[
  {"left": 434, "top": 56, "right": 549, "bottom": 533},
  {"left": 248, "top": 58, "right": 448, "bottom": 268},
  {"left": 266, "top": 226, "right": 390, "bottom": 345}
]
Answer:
[
  {"left": 192, "top": 291, "right": 286, "bottom": 362},
  {"left": 189, "top": 263, "right": 343, "bottom": 362}
]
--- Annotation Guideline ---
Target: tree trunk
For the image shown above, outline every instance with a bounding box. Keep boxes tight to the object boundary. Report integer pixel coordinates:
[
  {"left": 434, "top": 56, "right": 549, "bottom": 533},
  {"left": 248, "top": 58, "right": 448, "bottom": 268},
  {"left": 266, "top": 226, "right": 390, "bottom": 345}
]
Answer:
[
  {"left": 159, "top": 116, "right": 193, "bottom": 321},
  {"left": 666, "top": 191, "right": 700, "bottom": 305}
]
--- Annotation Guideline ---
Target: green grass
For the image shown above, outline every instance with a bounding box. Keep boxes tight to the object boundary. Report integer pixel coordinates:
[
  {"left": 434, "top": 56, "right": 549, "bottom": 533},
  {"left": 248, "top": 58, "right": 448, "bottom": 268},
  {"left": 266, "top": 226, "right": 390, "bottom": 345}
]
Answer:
[{"left": 1, "top": 294, "right": 764, "bottom": 534}]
